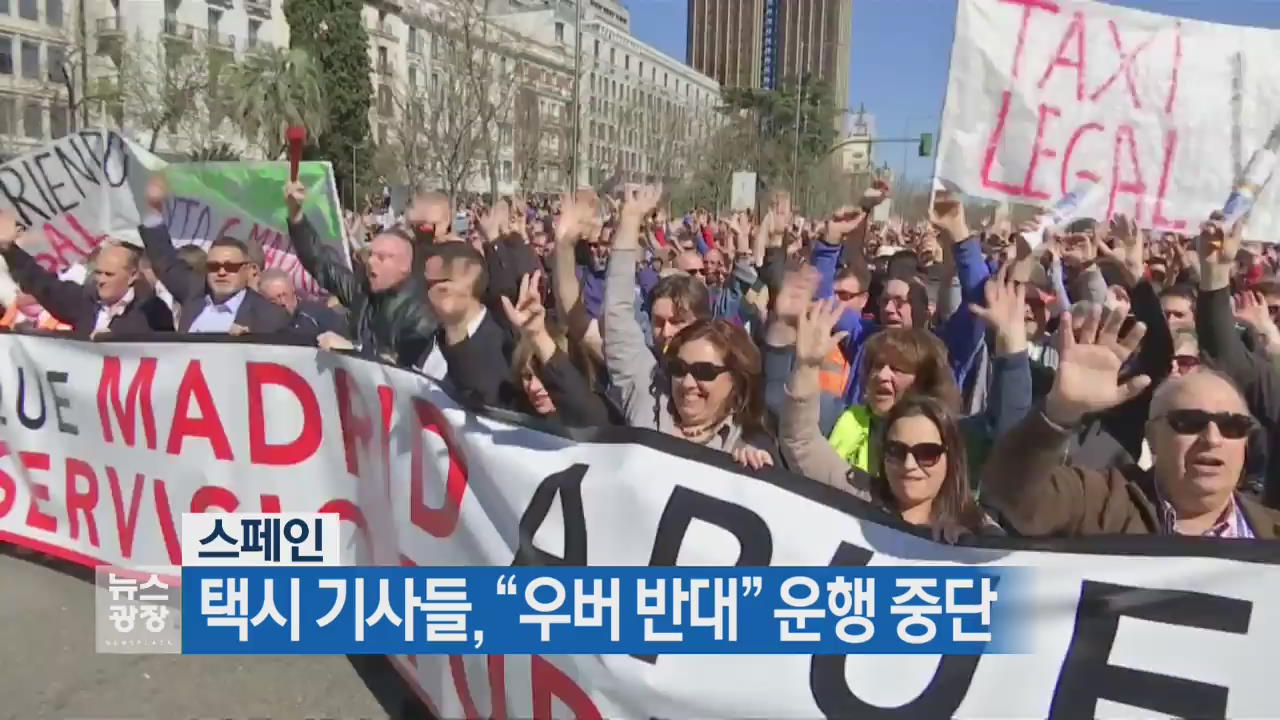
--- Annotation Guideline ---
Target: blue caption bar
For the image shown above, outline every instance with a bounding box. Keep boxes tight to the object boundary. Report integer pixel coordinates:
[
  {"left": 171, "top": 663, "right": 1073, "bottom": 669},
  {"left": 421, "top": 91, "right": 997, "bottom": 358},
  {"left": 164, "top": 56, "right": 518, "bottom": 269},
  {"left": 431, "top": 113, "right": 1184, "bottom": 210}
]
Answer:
[{"left": 182, "top": 566, "right": 1025, "bottom": 655}]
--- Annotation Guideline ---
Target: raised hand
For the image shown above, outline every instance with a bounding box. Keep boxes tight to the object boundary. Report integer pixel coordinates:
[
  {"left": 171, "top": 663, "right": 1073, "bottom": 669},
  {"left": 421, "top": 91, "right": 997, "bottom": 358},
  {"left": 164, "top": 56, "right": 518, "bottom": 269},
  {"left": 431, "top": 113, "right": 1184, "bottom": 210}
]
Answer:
[
  {"left": 860, "top": 179, "right": 890, "bottom": 212},
  {"left": 284, "top": 181, "right": 306, "bottom": 223},
  {"left": 554, "top": 190, "right": 596, "bottom": 246},
  {"left": 0, "top": 208, "right": 20, "bottom": 251},
  {"left": 1234, "top": 290, "right": 1277, "bottom": 331},
  {"left": 146, "top": 174, "right": 169, "bottom": 213},
  {"left": 969, "top": 261, "right": 1027, "bottom": 355},
  {"left": 1097, "top": 213, "right": 1143, "bottom": 286},
  {"left": 1044, "top": 305, "right": 1151, "bottom": 427},
  {"left": 500, "top": 271, "right": 549, "bottom": 339},
  {"left": 929, "top": 190, "right": 969, "bottom": 243},
  {"left": 795, "top": 298, "right": 849, "bottom": 368},
  {"left": 621, "top": 183, "right": 663, "bottom": 223},
  {"left": 773, "top": 265, "right": 820, "bottom": 326},
  {"left": 824, "top": 205, "right": 865, "bottom": 246},
  {"left": 477, "top": 203, "right": 502, "bottom": 242}
]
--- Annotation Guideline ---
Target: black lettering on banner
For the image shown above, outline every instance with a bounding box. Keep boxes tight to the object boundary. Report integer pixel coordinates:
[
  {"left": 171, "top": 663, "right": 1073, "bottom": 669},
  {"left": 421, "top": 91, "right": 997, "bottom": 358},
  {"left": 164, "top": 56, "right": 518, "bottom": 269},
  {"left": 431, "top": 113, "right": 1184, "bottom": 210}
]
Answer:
[
  {"left": 511, "top": 463, "right": 589, "bottom": 566},
  {"left": 46, "top": 370, "right": 77, "bottom": 435},
  {"left": 21, "top": 159, "right": 56, "bottom": 216},
  {"left": 34, "top": 151, "right": 77, "bottom": 215},
  {"left": 1050, "top": 580, "right": 1251, "bottom": 718},
  {"left": 75, "top": 130, "right": 105, "bottom": 173},
  {"left": 632, "top": 486, "right": 774, "bottom": 664},
  {"left": 16, "top": 367, "right": 45, "bottom": 430},
  {"left": 811, "top": 541, "right": 980, "bottom": 719},
  {"left": 54, "top": 140, "right": 97, "bottom": 197},
  {"left": 0, "top": 166, "right": 51, "bottom": 226},
  {"left": 102, "top": 131, "right": 128, "bottom": 187}
]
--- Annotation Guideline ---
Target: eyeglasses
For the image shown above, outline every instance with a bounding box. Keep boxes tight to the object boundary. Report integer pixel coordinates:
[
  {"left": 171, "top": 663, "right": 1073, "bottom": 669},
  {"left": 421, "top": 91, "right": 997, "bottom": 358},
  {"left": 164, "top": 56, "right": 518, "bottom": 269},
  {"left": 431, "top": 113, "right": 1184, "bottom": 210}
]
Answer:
[
  {"left": 835, "top": 289, "right": 867, "bottom": 302},
  {"left": 666, "top": 358, "right": 730, "bottom": 382},
  {"left": 1156, "top": 409, "right": 1256, "bottom": 439},
  {"left": 206, "top": 261, "right": 247, "bottom": 274},
  {"left": 883, "top": 441, "right": 946, "bottom": 468},
  {"left": 686, "top": 267, "right": 706, "bottom": 276},
  {"left": 1171, "top": 354, "right": 1201, "bottom": 372}
]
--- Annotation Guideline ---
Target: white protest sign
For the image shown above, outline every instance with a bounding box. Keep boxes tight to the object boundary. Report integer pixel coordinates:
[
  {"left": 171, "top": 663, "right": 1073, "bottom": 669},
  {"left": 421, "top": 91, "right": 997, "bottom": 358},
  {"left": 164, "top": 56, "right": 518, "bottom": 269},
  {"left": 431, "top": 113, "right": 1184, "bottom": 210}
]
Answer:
[
  {"left": 731, "top": 171, "right": 757, "bottom": 211},
  {"left": 0, "top": 335, "right": 1276, "bottom": 718},
  {"left": 937, "top": 0, "right": 1280, "bottom": 240}
]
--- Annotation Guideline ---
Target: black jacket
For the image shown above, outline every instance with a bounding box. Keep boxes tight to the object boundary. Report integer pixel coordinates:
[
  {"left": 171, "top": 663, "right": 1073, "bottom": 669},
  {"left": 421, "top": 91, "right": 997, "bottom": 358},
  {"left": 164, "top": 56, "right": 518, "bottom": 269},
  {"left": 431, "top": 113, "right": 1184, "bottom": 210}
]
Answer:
[
  {"left": 0, "top": 245, "right": 174, "bottom": 336},
  {"left": 439, "top": 310, "right": 519, "bottom": 409},
  {"left": 288, "top": 216, "right": 435, "bottom": 367},
  {"left": 518, "top": 348, "right": 617, "bottom": 427},
  {"left": 139, "top": 223, "right": 291, "bottom": 334},
  {"left": 289, "top": 299, "right": 349, "bottom": 343}
]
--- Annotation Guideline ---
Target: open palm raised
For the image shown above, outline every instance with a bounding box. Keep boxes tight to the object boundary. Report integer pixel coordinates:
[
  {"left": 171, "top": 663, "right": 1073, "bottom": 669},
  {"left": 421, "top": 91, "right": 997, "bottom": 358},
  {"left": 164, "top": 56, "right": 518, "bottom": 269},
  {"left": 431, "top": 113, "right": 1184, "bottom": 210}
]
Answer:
[{"left": 1044, "top": 306, "right": 1151, "bottom": 427}]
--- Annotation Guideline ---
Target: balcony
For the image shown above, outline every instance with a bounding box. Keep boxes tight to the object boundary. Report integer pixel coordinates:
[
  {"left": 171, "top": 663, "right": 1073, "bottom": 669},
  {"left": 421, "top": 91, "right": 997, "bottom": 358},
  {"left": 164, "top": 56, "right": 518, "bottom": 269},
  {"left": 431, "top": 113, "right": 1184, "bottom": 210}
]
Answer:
[
  {"left": 246, "top": 0, "right": 271, "bottom": 18},
  {"left": 376, "top": 61, "right": 395, "bottom": 77},
  {"left": 95, "top": 15, "right": 124, "bottom": 56},
  {"left": 368, "top": 21, "right": 397, "bottom": 42},
  {"left": 208, "top": 29, "right": 236, "bottom": 53},
  {"left": 161, "top": 18, "right": 202, "bottom": 44}
]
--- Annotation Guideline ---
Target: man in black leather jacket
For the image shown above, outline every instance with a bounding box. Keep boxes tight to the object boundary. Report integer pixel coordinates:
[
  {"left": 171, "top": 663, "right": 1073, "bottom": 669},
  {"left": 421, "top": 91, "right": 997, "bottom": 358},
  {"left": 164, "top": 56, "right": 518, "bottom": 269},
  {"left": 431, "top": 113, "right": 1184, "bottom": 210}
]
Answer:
[{"left": 284, "top": 182, "right": 438, "bottom": 367}]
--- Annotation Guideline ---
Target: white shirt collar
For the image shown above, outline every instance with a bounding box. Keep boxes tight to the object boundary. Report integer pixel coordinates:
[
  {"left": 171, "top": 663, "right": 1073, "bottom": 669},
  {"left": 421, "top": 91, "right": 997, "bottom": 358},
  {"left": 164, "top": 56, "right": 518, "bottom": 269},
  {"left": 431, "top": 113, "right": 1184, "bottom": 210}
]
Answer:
[{"left": 206, "top": 288, "right": 248, "bottom": 314}]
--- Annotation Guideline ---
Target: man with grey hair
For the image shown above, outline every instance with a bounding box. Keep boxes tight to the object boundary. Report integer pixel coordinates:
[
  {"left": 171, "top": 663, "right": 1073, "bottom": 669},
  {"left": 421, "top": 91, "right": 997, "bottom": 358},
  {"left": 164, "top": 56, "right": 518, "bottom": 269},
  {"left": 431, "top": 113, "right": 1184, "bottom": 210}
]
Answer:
[
  {"left": 983, "top": 305, "right": 1279, "bottom": 538},
  {"left": 258, "top": 267, "right": 347, "bottom": 343}
]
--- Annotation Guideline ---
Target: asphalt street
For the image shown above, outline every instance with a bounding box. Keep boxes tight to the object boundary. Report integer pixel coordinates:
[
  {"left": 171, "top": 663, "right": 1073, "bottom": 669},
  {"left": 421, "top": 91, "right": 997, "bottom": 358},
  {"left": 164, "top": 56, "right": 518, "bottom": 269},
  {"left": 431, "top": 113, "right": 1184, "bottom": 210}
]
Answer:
[{"left": 0, "top": 546, "right": 432, "bottom": 720}]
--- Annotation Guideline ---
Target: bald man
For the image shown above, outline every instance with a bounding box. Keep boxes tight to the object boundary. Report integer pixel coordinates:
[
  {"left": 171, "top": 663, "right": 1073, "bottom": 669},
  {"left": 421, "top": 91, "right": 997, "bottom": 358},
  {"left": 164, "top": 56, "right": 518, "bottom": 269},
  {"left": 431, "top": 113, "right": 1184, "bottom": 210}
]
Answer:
[
  {"left": 985, "top": 309, "right": 1280, "bottom": 538},
  {"left": 0, "top": 213, "right": 173, "bottom": 335}
]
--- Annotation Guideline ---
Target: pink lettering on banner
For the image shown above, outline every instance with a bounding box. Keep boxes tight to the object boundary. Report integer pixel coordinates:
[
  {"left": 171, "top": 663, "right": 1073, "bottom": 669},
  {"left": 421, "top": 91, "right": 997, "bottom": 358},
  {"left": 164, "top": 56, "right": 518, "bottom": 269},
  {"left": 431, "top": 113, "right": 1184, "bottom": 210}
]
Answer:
[{"left": 964, "top": 0, "right": 1192, "bottom": 230}]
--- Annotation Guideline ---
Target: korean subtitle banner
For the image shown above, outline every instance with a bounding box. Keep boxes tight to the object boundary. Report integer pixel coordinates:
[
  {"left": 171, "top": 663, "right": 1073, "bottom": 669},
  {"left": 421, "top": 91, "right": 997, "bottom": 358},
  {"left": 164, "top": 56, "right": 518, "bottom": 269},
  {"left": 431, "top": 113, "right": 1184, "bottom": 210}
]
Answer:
[
  {"left": 181, "top": 567, "right": 1028, "bottom": 656},
  {"left": 181, "top": 513, "right": 343, "bottom": 566}
]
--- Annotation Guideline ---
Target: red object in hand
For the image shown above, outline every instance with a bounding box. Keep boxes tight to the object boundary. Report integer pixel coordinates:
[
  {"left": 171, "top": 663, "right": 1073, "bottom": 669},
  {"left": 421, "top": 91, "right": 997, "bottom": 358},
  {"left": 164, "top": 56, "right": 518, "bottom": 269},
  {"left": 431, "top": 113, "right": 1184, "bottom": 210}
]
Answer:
[{"left": 286, "top": 126, "right": 306, "bottom": 182}]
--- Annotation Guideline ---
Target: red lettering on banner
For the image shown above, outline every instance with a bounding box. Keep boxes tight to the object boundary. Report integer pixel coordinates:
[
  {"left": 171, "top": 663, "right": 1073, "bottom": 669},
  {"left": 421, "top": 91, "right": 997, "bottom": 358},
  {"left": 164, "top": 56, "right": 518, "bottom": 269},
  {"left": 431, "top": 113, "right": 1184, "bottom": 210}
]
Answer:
[
  {"left": 0, "top": 445, "right": 14, "bottom": 519},
  {"left": 409, "top": 398, "right": 469, "bottom": 538},
  {"left": 259, "top": 494, "right": 282, "bottom": 513},
  {"left": 1090, "top": 20, "right": 1155, "bottom": 109},
  {"left": 531, "top": 656, "right": 602, "bottom": 720},
  {"left": 22, "top": 451, "right": 56, "bottom": 533},
  {"left": 65, "top": 457, "right": 101, "bottom": 547},
  {"left": 451, "top": 655, "right": 507, "bottom": 720},
  {"left": 335, "top": 369, "right": 373, "bottom": 477},
  {"left": 1022, "top": 103, "right": 1062, "bottom": 200},
  {"left": 107, "top": 467, "right": 145, "bottom": 559},
  {"left": 1001, "top": 0, "right": 1061, "bottom": 80},
  {"left": 152, "top": 478, "right": 183, "bottom": 564},
  {"left": 166, "top": 360, "right": 233, "bottom": 460},
  {"left": 66, "top": 215, "right": 106, "bottom": 252},
  {"left": 191, "top": 485, "right": 240, "bottom": 513},
  {"left": 43, "top": 222, "right": 92, "bottom": 270},
  {"left": 1165, "top": 22, "right": 1182, "bottom": 114},
  {"left": 1062, "top": 122, "right": 1105, "bottom": 194},
  {"left": 247, "top": 362, "right": 321, "bottom": 465},
  {"left": 1037, "top": 11, "right": 1087, "bottom": 101},
  {"left": 1107, "top": 125, "right": 1148, "bottom": 223},
  {"left": 1152, "top": 128, "right": 1188, "bottom": 230},
  {"left": 98, "top": 356, "right": 158, "bottom": 449},
  {"left": 981, "top": 92, "right": 1027, "bottom": 196}
]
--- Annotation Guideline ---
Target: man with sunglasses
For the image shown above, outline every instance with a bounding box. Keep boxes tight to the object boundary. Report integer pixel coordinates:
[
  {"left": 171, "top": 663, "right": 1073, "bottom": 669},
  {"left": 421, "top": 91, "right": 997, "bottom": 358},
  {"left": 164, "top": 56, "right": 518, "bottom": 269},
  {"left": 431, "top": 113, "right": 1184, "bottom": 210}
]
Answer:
[
  {"left": 141, "top": 179, "right": 290, "bottom": 335},
  {"left": 983, "top": 307, "right": 1279, "bottom": 538}
]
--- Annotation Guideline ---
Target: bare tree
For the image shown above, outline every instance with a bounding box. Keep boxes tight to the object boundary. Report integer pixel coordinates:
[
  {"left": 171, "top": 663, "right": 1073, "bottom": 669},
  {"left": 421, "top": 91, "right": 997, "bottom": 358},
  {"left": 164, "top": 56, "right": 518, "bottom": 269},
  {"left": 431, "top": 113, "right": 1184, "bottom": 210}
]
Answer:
[
  {"left": 513, "top": 86, "right": 542, "bottom": 193},
  {"left": 118, "top": 32, "right": 211, "bottom": 152},
  {"left": 50, "top": 44, "right": 121, "bottom": 133},
  {"left": 394, "top": 62, "right": 484, "bottom": 201}
]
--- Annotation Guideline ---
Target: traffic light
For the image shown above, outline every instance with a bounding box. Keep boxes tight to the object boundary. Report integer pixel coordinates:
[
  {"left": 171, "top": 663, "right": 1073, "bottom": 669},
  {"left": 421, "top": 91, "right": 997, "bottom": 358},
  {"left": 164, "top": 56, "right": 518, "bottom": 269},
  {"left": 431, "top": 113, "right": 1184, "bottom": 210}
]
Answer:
[{"left": 918, "top": 133, "right": 934, "bottom": 158}]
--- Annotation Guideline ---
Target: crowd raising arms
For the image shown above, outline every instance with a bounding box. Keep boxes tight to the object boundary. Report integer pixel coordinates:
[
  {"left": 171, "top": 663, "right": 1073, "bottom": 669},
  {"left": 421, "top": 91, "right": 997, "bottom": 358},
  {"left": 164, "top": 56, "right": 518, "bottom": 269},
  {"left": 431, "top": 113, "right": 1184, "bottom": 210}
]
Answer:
[{"left": 0, "top": 169, "right": 1277, "bottom": 543}]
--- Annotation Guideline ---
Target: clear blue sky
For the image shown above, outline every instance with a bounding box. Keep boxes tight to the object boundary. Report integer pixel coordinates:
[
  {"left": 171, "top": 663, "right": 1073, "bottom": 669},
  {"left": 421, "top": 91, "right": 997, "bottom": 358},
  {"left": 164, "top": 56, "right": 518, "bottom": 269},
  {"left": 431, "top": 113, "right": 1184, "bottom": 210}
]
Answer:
[{"left": 629, "top": 0, "right": 1280, "bottom": 186}]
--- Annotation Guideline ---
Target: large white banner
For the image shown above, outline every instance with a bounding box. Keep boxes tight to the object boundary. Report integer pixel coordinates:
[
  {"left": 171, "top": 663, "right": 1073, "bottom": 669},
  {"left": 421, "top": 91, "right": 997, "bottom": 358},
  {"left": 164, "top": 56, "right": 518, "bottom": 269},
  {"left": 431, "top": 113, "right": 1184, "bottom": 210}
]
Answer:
[
  {"left": 938, "top": 0, "right": 1280, "bottom": 240},
  {"left": 0, "top": 334, "right": 1276, "bottom": 718}
]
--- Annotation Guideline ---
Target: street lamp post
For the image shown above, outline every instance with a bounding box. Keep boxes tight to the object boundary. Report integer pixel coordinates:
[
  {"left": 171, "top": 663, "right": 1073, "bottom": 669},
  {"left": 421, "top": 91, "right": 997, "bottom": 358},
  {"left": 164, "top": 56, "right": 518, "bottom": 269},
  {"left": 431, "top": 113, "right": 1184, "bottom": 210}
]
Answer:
[
  {"left": 569, "top": 0, "right": 583, "bottom": 191},
  {"left": 790, "top": 41, "right": 806, "bottom": 201}
]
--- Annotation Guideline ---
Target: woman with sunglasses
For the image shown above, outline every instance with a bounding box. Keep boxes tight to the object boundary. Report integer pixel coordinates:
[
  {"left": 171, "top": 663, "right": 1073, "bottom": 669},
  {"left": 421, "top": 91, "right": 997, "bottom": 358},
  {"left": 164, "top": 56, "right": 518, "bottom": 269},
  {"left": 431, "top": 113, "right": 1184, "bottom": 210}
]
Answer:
[
  {"left": 606, "top": 184, "right": 774, "bottom": 467},
  {"left": 984, "top": 306, "right": 1280, "bottom": 538}
]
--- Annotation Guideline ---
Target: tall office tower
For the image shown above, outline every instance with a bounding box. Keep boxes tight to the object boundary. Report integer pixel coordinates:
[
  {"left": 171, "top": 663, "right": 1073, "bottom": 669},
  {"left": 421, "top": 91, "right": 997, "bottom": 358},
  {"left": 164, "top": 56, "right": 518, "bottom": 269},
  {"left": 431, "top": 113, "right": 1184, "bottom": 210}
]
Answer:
[{"left": 688, "top": 0, "right": 851, "bottom": 113}]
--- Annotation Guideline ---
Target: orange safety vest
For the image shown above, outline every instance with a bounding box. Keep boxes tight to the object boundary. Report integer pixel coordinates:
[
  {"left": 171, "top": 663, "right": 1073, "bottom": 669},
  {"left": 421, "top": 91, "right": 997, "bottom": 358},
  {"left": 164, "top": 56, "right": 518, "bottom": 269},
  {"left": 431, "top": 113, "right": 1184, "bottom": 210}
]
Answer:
[
  {"left": 0, "top": 306, "right": 72, "bottom": 332},
  {"left": 818, "top": 343, "right": 851, "bottom": 397}
]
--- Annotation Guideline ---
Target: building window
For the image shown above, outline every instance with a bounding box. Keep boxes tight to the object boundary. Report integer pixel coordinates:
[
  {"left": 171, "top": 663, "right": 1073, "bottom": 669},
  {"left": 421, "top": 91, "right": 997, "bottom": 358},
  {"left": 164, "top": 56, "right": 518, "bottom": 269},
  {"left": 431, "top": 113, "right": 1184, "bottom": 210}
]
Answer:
[
  {"left": 501, "top": 160, "right": 511, "bottom": 183},
  {"left": 208, "top": 8, "right": 221, "bottom": 34},
  {"left": 408, "top": 26, "right": 417, "bottom": 52},
  {"left": 638, "top": 60, "right": 642, "bottom": 78},
  {"left": 554, "top": 21, "right": 563, "bottom": 43},
  {"left": 18, "top": 0, "right": 34, "bottom": 20},
  {"left": 23, "top": 102, "right": 41, "bottom": 138},
  {"left": 408, "top": 66, "right": 417, "bottom": 90},
  {"left": 49, "top": 103, "right": 66, "bottom": 137},
  {"left": 46, "top": 43, "right": 63, "bottom": 83},
  {"left": 44, "top": 0, "right": 59, "bottom": 26},
  {"left": 593, "top": 39, "right": 598, "bottom": 57},
  {"left": 248, "top": 19, "right": 261, "bottom": 47},
  {"left": 609, "top": 48, "right": 614, "bottom": 65},
  {"left": 0, "top": 35, "right": 12, "bottom": 75},
  {"left": 0, "top": 0, "right": 8, "bottom": 14},
  {"left": 624, "top": 54, "right": 629, "bottom": 70},
  {"left": 0, "top": 96, "right": 13, "bottom": 135},
  {"left": 20, "top": 39, "right": 38, "bottom": 80}
]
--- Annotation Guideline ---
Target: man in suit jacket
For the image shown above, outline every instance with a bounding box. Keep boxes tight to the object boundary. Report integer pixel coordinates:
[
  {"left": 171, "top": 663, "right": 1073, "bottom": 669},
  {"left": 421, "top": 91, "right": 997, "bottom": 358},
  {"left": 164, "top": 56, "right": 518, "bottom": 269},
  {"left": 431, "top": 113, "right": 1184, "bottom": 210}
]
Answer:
[
  {"left": 141, "top": 178, "right": 290, "bottom": 335},
  {"left": 257, "top": 267, "right": 348, "bottom": 343},
  {"left": 0, "top": 209, "right": 173, "bottom": 336}
]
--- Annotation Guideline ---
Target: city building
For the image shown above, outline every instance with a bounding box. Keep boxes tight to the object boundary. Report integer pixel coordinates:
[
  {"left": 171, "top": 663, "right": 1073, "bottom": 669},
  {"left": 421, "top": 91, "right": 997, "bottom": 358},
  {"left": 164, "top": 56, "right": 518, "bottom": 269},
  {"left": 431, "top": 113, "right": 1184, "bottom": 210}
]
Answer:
[
  {"left": 494, "top": 0, "right": 721, "bottom": 188},
  {"left": 687, "top": 0, "right": 851, "bottom": 116},
  {"left": 0, "top": 0, "right": 87, "bottom": 159},
  {"left": 836, "top": 104, "right": 874, "bottom": 175}
]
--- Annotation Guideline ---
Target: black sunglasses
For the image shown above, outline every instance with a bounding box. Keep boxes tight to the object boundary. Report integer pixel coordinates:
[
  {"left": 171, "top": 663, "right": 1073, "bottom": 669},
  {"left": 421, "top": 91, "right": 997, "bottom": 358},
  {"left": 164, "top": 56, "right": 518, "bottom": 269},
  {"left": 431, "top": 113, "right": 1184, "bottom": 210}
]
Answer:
[
  {"left": 883, "top": 441, "right": 946, "bottom": 468},
  {"left": 1158, "top": 409, "right": 1256, "bottom": 439},
  {"left": 666, "top": 359, "right": 729, "bottom": 382},
  {"left": 686, "top": 267, "right": 706, "bottom": 276},
  {"left": 206, "top": 261, "right": 247, "bottom": 274}
]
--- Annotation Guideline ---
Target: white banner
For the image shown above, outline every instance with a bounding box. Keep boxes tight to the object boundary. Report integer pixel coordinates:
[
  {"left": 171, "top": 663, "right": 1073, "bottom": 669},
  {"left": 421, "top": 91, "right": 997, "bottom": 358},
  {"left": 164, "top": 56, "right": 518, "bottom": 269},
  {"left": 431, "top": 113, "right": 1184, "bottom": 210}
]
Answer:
[
  {"left": 938, "top": 0, "right": 1280, "bottom": 240},
  {"left": 0, "top": 334, "right": 1276, "bottom": 718}
]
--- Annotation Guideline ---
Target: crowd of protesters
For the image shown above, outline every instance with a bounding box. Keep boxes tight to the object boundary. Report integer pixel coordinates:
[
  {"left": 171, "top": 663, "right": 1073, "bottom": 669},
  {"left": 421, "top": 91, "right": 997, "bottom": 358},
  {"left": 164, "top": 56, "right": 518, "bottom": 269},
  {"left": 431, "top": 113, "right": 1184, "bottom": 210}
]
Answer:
[{"left": 0, "top": 170, "right": 1276, "bottom": 544}]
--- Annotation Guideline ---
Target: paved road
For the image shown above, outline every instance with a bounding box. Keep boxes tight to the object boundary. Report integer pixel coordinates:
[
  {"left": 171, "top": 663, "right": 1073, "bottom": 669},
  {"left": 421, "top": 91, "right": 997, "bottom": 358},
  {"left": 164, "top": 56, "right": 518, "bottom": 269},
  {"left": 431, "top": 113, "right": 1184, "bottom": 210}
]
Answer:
[{"left": 0, "top": 546, "right": 431, "bottom": 720}]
